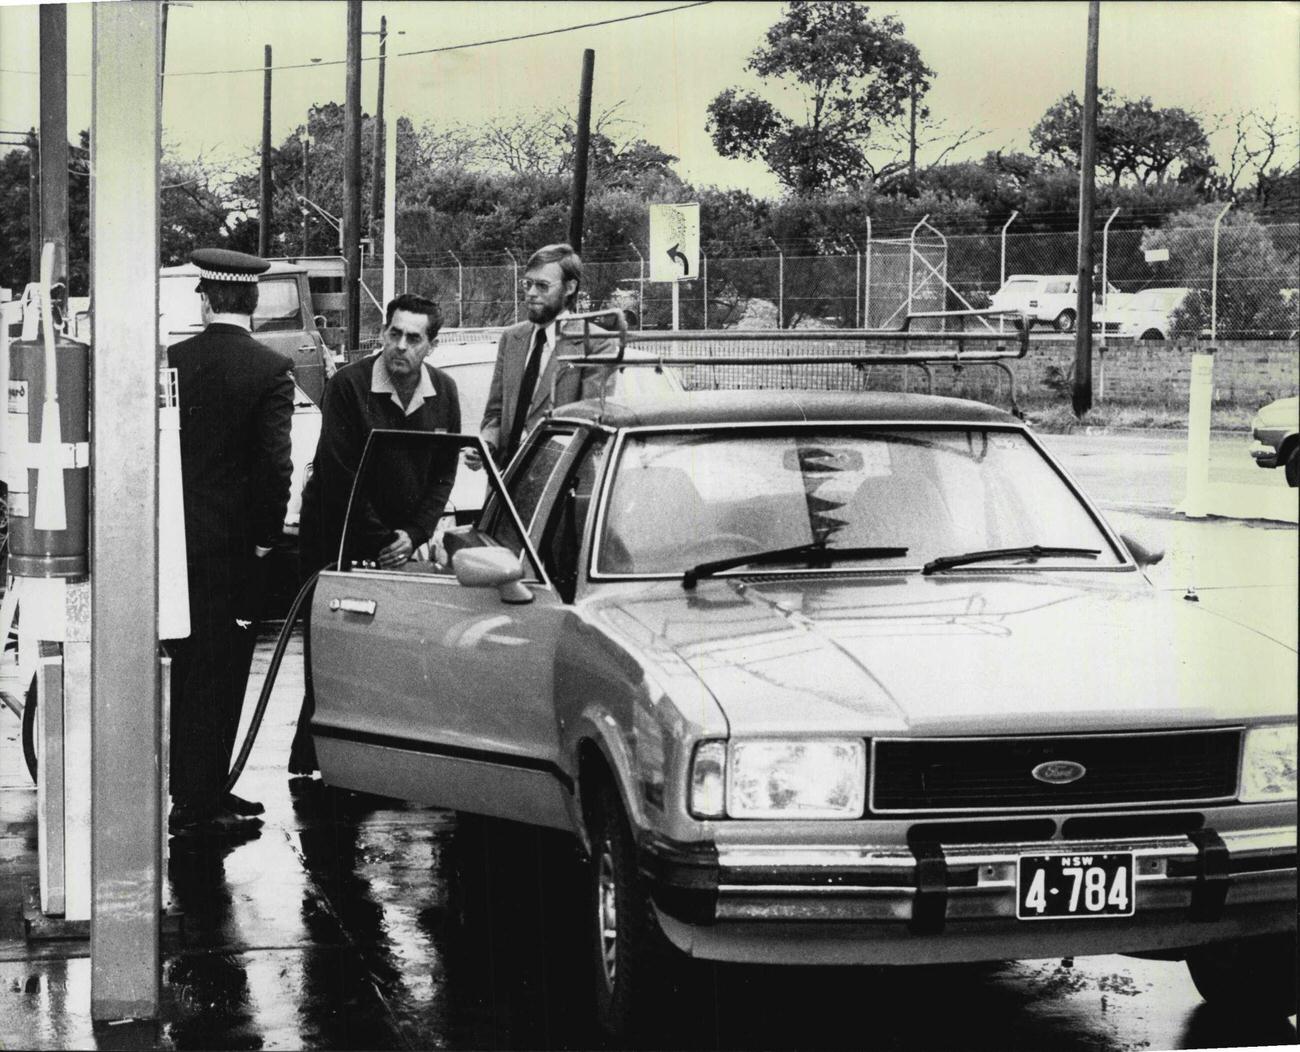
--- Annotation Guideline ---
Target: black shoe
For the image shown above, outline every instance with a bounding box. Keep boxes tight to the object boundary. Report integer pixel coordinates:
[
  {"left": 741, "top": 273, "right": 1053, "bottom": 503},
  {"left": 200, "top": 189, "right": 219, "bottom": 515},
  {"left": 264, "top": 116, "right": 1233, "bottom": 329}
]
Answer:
[{"left": 223, "top": 792, "right": 264, "bottom": 816}]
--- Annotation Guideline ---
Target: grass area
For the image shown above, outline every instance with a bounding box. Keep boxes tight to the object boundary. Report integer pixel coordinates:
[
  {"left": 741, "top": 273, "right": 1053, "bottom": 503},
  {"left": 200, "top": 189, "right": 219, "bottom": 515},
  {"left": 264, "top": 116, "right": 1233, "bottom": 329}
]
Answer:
[{"left": 1024, "top": 401, "right": 1254, "bottom": 433}]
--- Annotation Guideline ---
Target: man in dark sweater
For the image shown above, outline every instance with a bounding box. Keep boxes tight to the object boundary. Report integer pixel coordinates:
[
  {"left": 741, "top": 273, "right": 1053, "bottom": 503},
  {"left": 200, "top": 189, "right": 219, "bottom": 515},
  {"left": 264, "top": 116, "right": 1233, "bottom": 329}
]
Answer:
[
  {"left": 169, "top": 248, "right": 294, "bottom": 834},
  {"left": 289, "top": 293, "right": 460, "bottom": 773}
]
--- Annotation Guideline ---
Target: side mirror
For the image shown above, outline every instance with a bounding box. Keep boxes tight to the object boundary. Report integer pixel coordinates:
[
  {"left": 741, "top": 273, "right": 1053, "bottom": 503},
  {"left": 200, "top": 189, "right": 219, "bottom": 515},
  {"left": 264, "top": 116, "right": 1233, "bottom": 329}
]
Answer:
[
  {"left": 453, "top": 546, "right": 533, "bottom": 604},
  {"left": 1120, "top": 532, "right": 1164, "bottom": 568},
  {"left": 313, "top": 314, "right": 328, "bottom": 329}
]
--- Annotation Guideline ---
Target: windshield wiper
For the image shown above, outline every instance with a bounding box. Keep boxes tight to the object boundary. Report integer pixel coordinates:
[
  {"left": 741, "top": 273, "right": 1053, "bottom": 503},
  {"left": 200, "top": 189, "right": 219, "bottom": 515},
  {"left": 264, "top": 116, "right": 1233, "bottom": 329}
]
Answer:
[
  {"left": 921, "top": 545, "right": 1101, "bottom": 576},
  {"left": 683, "top": 540, "right": 908, "bottom": 590}
]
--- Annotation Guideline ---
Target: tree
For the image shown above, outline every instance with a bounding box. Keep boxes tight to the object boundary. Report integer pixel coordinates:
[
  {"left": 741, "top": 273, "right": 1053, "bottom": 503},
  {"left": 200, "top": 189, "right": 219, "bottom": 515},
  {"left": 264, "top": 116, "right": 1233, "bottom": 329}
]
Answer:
[
  {"left": 1218, "top": 110, "right": 1300, "bottom": 209},
  {"left": 1031, "top": 89, "right": 1213, "bottom": 186},
  {"left": 1142, "top": 204, "right": 1297, "bottom": 338},
  {"left": 706, "top": 1, "right": 932, "bottom": 195}
]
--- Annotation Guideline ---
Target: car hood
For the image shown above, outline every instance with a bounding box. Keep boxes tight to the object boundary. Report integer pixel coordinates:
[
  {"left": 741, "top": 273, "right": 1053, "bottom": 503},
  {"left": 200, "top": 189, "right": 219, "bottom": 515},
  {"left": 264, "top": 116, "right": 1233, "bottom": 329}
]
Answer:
[{"left": 600, "top": 573, "right": 1296, "bottom": 737}]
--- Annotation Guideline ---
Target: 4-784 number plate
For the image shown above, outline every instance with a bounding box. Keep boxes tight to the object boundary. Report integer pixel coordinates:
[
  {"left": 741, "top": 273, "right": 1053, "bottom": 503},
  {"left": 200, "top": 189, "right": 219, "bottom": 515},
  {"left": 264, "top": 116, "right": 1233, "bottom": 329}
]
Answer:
[{"left": 1017, "top": 852, "right": 1134, "bottom": 920}]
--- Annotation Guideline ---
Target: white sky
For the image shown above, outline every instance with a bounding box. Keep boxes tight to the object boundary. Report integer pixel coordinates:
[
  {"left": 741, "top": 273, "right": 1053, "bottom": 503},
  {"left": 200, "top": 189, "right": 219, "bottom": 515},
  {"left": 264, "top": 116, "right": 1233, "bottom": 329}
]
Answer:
[{"left": 0, "top": 1, "right": 1297, "bottom": 198}]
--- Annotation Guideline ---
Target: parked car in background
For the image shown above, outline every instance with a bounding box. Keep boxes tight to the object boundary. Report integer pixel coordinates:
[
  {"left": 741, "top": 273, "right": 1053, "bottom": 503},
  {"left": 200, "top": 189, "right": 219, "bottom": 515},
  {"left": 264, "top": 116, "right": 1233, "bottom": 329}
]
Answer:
[
  {"left": 989, "top": 275, "right": 1123, "bottom": 333},
  {"left": 1093, "top": 287, "right": 1200, "bottom": 341},
  {"left": 1248, "top": 395, "right": 1299, "bottom": 487},
  {"left": 308, "top": 348, "right": 1296, "bottom": 1041},
  {"left": 159, "top": 260, "right": 336, "bottom": 404}
]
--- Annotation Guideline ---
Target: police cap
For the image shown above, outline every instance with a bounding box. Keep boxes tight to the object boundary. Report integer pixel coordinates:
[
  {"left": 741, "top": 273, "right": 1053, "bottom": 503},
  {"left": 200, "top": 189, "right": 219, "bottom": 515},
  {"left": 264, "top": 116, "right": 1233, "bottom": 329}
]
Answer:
[{"left": 191, "top": 248, "right": 271, "bottom": 284}]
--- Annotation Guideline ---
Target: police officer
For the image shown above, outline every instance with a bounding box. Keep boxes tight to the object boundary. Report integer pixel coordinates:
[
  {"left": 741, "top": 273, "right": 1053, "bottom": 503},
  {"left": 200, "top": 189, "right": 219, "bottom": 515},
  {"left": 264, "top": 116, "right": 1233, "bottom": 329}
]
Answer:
[{"left": 168, "top": 248, "right": 294, "bottom": 835}]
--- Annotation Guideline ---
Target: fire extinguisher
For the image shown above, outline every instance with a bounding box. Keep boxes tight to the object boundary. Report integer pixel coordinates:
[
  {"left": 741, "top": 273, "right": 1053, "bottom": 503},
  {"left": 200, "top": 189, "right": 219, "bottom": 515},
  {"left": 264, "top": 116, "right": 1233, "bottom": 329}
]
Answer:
[{"left": 3, "top": 244, "right": 89, "bottom": 579}]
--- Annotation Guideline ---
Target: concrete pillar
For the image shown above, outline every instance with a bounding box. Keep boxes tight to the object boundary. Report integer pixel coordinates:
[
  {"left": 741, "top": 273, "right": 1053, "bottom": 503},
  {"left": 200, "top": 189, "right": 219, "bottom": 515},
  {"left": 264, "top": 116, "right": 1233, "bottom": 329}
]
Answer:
[{"left": 90, "top": 0, "right": 163, "bottom": 1021}]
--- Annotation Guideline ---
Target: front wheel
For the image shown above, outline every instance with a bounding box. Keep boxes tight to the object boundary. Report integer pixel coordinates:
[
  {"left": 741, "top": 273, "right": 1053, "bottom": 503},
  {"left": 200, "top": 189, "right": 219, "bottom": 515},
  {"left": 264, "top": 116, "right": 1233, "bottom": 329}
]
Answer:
[
  {"left": 1140, "top": 328, "right": 1165, "bottom": 341},
  {"left": 1186, "top": 932, "right": 1297, "bottom": 1016},
  {"left": 1054, "top": 309, "right": 1076, "bottom": 333},
  {"left": 1284, "top": 444, "right": 1298, "bottom": 487},
  {"left": 586, "top": 780, "right": 683, "bottom": 1042}
]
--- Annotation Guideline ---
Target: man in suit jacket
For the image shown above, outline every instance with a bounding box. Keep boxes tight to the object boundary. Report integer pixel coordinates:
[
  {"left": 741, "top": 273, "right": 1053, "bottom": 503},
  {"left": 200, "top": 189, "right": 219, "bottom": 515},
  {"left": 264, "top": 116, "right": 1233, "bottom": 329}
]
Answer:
[
  {"left": 479, "top": 243, "right": 610, "bottom": 466},
  {"left": 168, "top": 248, "right": 294, "bottom": 835},
  {"left": 289, "top": 293, "right": 461, "bottom": 776}
]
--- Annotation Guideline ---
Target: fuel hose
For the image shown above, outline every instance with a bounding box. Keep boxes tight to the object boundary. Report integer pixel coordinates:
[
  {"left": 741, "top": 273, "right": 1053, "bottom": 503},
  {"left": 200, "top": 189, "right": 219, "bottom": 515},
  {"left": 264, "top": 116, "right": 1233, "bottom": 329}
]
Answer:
[{"left": 222, "top": 564, "right": 332, "bottom": 794}]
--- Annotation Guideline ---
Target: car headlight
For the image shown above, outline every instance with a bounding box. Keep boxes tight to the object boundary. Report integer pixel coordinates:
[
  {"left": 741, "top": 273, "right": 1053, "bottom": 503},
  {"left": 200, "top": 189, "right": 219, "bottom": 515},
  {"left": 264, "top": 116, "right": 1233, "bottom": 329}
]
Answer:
[
  {"left": 1240, "top": 724, "right": 1297, "bottom": 803},
  {"left": 689, "top": 739, "right": 866, "bottom": 819}
]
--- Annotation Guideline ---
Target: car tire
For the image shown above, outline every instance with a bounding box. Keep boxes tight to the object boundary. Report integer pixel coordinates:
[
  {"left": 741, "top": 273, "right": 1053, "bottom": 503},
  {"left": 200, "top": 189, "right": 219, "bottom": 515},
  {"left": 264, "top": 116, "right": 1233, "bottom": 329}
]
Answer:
[
  {"left": 1140, "top": 328, "right": 1165, "bottom": 341},
  {"left": 1054, "top": 309, "right": 1076, "bottom": 333},
  {"left": 1285, "top": 444, "right": 1298, "bottom": 488},
  {"left": 1186, "top": 932, "right": 1297, "bottom": 1016},
  {"left": 585, "top": 779, "right": 682, "bottom": 1043}
]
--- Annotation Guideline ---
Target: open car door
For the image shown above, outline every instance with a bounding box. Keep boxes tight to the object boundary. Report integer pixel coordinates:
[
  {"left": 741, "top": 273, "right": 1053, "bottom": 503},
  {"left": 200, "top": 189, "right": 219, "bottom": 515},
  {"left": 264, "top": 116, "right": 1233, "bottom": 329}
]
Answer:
[{"left": 309, "top": 429, "right": 575, "bottom": 831}]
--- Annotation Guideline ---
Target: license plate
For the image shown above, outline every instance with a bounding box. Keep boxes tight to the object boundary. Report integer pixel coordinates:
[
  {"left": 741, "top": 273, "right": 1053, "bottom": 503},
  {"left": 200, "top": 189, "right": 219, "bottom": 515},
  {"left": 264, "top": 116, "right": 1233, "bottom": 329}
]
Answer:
[{"left": 1017, "top": 852, "right": 1134, "bottom": 920}]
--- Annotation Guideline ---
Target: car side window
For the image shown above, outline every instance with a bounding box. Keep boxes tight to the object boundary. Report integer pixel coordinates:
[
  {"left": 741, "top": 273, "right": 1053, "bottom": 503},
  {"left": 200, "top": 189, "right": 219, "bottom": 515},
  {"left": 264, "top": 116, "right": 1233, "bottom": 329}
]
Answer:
[
  {"left": 481, "top": 430, "right": 576, "bottom": 557},
  {"left": 541, "top": 434, "right": 609, "bottom": 602},
  {"left": 1044, "top": 280, "right": 1071, "bottom": 295}
]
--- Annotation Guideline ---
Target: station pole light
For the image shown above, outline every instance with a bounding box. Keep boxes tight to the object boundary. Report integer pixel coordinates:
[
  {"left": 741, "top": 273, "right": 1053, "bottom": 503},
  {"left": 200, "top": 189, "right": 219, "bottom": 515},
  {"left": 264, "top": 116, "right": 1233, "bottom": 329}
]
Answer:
[
  {"left": 301, "top": 124, "right": 311, "bottom": 255},
  {"left": 343, "top": 0, "right": 363, "bottom": 352},
  {"left": 259, "top": 44, "right": 272, "bottom": 257},
  {"left": 1072, "top": 0, "right": 1100, "bottom": 418}
]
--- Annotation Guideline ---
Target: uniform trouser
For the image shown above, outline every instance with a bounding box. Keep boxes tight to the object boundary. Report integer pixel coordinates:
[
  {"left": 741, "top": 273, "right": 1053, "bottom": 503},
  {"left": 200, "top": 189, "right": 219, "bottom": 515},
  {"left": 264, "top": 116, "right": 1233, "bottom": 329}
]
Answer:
[{"left": 168, "top": 552, "right": 265, "bottom": 811}]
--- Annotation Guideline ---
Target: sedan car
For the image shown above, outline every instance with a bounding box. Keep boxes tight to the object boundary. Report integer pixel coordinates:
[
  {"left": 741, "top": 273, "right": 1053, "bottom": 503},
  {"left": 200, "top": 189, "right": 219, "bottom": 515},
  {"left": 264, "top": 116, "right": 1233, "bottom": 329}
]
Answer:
[
  {"left": 1248, "top": 394, "right": 1299, "bottom": 487},
  {"left": 1092, "top": 286, "right": 1200, "bottom": 341},
  {"left": 308, "top": 373, "right": 1296, "bottom": 1040}
]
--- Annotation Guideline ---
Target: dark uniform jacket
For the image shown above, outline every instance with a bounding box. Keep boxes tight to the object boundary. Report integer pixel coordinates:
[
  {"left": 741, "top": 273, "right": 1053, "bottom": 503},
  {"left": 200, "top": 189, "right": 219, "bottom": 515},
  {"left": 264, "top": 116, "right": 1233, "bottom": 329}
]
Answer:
[
  {"left": 299, "top": 354, "right": 461, "bottom": 574},
  {"left": 168, "top": 322, "right": 295, "bottom": 559}
]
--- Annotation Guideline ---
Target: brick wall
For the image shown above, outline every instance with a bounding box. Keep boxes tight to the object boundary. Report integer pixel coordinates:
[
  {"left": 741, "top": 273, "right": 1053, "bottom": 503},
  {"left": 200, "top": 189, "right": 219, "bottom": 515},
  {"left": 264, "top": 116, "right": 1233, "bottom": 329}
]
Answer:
[{"left": 675, "top": 336, "right": 1299, "bottom": 411}]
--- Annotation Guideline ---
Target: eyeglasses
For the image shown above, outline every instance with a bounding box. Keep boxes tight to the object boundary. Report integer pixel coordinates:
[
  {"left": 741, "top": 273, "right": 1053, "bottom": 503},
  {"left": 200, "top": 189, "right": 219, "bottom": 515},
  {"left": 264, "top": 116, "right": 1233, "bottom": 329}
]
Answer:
[{"left": 520, "top": 278, "right": 557, "bottom": 293}]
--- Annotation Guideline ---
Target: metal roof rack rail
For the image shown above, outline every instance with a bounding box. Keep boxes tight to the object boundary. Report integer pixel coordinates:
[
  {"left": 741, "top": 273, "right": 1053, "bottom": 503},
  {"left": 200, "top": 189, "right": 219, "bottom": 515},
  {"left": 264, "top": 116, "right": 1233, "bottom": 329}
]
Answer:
[{"left": 551, "top": 308, "right": 1032, "bottom": 417}]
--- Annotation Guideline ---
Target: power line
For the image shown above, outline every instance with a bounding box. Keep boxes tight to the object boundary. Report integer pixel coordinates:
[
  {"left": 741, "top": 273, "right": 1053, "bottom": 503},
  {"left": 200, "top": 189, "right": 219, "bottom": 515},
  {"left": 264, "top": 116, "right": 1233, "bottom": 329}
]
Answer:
[{"left": 0, "top": 2, "right": 711, "bottom": 78}]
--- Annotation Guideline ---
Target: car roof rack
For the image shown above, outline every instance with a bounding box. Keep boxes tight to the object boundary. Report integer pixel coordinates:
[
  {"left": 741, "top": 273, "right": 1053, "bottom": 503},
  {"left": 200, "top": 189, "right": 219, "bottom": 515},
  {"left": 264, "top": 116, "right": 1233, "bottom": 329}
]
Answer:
[{"left": 552, "top": 308, "right": 1032, "bottom": 418}]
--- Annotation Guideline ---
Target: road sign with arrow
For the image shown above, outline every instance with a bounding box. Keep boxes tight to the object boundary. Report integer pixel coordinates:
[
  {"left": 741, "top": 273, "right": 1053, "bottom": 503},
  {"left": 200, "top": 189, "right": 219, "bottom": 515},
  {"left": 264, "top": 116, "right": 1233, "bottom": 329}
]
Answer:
[{"left": 649, "top": 203, "right": 699, "bottom": 282}]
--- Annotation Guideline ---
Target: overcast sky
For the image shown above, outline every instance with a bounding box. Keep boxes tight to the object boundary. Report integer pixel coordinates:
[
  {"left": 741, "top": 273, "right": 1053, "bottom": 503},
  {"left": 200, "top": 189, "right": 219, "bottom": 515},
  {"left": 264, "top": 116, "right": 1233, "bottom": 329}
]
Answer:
[{"left": 1, "top": 1, "right": 1297, "bottom": 198}]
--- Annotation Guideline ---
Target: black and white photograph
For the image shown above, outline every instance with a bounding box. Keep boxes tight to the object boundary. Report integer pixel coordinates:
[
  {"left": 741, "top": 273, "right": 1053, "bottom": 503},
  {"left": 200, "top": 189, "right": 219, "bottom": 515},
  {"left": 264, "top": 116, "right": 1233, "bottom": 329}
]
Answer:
[{"left": 1, "top": 1, "right": 1296, "bottom": 1048}]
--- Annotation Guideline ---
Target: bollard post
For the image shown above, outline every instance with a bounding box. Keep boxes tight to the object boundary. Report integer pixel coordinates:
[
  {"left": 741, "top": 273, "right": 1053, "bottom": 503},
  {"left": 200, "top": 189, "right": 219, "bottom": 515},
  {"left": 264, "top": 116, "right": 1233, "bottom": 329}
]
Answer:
[{"left": 1182, "top": 347, "right": 1214, "bottom": 519}]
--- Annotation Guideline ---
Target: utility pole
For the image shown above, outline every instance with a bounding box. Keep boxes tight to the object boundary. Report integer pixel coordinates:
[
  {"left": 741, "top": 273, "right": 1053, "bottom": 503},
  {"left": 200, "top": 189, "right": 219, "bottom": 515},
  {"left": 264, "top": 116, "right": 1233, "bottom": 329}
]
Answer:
[
  {"left": 369, "top": 15, "right": 387, "bottom": 246},
  {"left": 568, "top": 49, "right": 595, "bottom": 254},
  {"left": 27, "top": 130, "right": 39, "bottom": 280},
  {"left": 343, "top": 0, "right": 363, "bottom": 352},
  {"left": 260, "top": 44, "right": 272, "bottom": 257},
  {"left": 39, "top": 5, "right": 69, "bottom": 297},
  {"left": 1072, "top": 0, "right": 1100, "bottom": 418}
]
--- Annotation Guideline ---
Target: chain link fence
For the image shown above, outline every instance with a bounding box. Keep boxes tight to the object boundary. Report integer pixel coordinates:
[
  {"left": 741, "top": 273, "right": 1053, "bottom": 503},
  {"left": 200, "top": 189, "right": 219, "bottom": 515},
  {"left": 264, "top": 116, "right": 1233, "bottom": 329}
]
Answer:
[{"left": 348, "top": 217, "right": 1297, "bottom": 344}]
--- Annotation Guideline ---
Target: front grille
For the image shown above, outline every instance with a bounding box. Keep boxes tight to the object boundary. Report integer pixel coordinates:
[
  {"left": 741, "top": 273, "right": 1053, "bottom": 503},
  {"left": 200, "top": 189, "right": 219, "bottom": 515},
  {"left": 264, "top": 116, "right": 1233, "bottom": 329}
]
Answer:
[{"left": 871, "top": 730, "right": 1241, "bottom": 812}]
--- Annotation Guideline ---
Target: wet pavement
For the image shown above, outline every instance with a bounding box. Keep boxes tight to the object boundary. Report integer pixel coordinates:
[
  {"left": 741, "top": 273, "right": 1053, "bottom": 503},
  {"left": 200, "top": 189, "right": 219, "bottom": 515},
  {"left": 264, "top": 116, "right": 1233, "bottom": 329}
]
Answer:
[{"left": 2, "top": 438, "right": 1297, "bottom": 1050}]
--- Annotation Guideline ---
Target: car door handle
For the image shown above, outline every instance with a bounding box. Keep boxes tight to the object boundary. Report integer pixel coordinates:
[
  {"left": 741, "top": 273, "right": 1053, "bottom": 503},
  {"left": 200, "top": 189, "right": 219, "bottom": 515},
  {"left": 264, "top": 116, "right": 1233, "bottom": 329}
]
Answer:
[{"left": 329, "top": 598, "right": 377, "bottom": 617}]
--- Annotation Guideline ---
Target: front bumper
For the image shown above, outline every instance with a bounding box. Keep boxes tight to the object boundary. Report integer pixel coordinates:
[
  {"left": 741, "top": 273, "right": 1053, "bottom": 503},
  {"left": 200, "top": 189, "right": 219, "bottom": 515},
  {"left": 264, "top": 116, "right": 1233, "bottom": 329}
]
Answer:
[
  {"left": 1249, "top": 439, "right": 1280, "bottom": 469},
  {"left": 640, "top": 826, "right": 1296, "bottom": 965}
]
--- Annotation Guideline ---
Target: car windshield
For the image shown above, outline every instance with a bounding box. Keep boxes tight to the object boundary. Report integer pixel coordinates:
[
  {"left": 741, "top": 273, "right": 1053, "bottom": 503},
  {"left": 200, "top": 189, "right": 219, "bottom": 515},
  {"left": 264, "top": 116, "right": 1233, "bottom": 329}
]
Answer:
[
  {"left": 158, "top": 272, "right": 305, "bottom": 336},
  {"left": 595, "top": 428, "right": 1122, "bottom": 576},
  {"left": 252, "top": 277, "right": 303, "bottom": 332}
]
